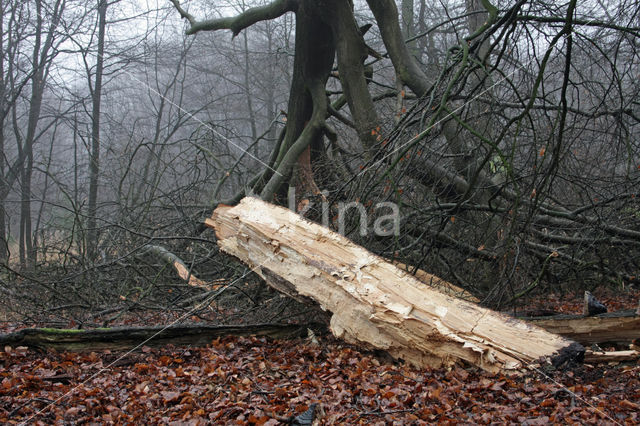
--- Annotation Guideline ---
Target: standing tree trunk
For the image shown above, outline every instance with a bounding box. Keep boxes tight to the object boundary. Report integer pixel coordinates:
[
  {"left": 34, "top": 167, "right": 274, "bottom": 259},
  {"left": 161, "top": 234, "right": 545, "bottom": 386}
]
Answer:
[
  {"left": 18, "top": 0, "right": 62, "bottom": 269},
  {"left": 0, "top": 0, "right": 67, "bottom": 266},
  {"left": 0, "top": 1, "right": 7, "bottom": 264},
  {"left": 171, "top": 0, "right": 380, "bottom": 202},
  {"left": 401, "top": 0, "right": 417, "bottom": 55},
  {"left": 242, "top": 27, "right": 258, "bottom": 142},
  {"left": 19, "top": 152, "right": 34, "bottom": 268},
  {"left": 87, "top": 0, "right": 107, "bottom": 261}
]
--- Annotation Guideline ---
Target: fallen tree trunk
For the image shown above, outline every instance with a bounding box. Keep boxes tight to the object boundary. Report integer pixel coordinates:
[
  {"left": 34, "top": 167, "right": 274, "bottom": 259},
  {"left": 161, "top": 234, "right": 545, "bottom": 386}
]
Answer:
[
  {"left": 523, "top": 310, "right": 640, "bottom": 345},
  {"left": 206, "top": 197, "right": 584, "bottom": 373},
  {"left": 0, "top": 324, "right": 307, "bottom": 352}
]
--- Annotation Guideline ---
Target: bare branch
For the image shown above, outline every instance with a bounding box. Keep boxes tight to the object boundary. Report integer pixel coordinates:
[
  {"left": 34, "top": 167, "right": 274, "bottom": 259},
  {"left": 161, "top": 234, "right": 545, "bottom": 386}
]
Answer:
[
  {"left": 170, "top": 0, "right": 298, "bottom": 36},
  {"left": 168, "top": 0, "right": 196, "bottom": 26}
]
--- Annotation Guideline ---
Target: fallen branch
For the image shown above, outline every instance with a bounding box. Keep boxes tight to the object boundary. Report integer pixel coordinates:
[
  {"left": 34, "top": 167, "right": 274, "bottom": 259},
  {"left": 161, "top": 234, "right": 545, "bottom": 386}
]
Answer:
[
  {"left": 523, "top": 309, "right": 640, "bottom": 345},
  {"left": 0, "top": 324, "right": 309, "bottom": 352},
  {"left": 139, "top": 244, "right": 224, "bottom": 289},
  {"left": 584, "top": 349, "right": 640, "bottom": 363}
]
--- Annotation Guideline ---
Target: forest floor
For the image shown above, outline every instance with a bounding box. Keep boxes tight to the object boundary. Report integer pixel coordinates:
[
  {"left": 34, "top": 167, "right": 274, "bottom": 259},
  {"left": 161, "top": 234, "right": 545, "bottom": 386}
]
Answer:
[{"left": 1, "top": 287, "right": 639, "bottom": 424}]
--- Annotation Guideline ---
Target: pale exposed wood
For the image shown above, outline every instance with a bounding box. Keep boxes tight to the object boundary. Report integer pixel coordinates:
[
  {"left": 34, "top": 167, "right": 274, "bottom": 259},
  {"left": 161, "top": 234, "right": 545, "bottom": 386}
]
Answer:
[
  {"left": 296, "top": 145, "right": 325, "bottom": 200},
  {"left": 584, "top": 349, "right": 640, "bottom": 363},
  {"left": 525, "top": 310, "right": 640, "bottom": 345},
  {"left": 392, "top": 261, "right": 479, "bottom": 302},
  {"left": 206, "top": 197, "right": 583, "bottom": 373}
]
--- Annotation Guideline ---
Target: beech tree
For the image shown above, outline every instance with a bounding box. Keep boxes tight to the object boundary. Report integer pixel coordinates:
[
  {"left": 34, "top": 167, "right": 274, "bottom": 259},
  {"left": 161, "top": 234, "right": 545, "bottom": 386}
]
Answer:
[
  {"left": 0, "top": 0, "right": 70, "bottom": 268},
  {"left": 169, "top": 0, "right": 640, "bottom": 303},
  {"left": 170, "top": 0, "right": 398, "bottom": 201},
  {"left": 86, "top": 0, "right": 108, "bottom": 260},
  {"left": 167, "top": 0, "right": 508, "bottom": 208}
]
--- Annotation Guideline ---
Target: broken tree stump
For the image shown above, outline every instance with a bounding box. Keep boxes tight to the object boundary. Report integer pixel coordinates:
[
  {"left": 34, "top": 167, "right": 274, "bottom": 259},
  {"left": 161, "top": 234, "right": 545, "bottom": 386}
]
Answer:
[
  {"left": 206, "top": 197, "right": 584, "bottom": 373},
  {"left": 583, "top": 291, "right": 607, "bottom": 316}
]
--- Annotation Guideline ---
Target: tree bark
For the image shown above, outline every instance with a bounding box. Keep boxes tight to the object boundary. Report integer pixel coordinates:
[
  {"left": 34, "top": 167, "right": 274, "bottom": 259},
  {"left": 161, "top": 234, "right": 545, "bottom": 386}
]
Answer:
[
  {"left": 87, "top": 0, "right": 107, "bottom": 260},
  {"left": 367, "top": 0, "right": 432, "bottom": 95},
  {"left": 259, "top": 1, "right": 334, "bottom": 200},
  {"left": 18, "top": 0, "right": 62, "bottom": 269},
  {"left": 138, "top": 244, "right": 212, "bottom": 288},
  {"left": 0, "top": 0, "right": 7, "bottom": 263},
  {"left": 19, "top": 152, "right": 33, "bottom": 268},
  {"left": 206, "top": 197, "right": 584, "bottom": 373}
]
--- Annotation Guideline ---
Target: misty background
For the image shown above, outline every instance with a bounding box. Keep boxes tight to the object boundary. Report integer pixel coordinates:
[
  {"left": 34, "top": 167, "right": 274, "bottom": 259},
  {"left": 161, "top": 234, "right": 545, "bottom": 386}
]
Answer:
[{"left": 1, "top": 0, "right": 638, "bottom": 327}]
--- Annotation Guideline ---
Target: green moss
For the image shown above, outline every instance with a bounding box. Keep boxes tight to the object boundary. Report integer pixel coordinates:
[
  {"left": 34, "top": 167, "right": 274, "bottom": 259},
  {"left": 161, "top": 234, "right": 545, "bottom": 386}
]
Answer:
[
  {"left": 37, "top": 328, "right": 111, "bottom": 333},
  {"left": 38, "top": 328, "right": 82, "bottom": 333}
]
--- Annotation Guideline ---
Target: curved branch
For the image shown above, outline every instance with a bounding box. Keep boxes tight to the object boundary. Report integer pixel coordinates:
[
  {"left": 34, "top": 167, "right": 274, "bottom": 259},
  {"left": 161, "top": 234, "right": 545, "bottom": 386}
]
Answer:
[
  {"left": 139, "top": 244, "right": 211, "bottom": 288},
  {"left": 366, "top": 0, "right": 432, "bottom": 95},
  {"left": 327, "top": 0, "right": 378, "bottom": 151},
  {"left": 170, "top": 0, "right": 298, "bottom": 36},
  {"left": 260, "top": 81, "right": 327, "bottom": 201}
]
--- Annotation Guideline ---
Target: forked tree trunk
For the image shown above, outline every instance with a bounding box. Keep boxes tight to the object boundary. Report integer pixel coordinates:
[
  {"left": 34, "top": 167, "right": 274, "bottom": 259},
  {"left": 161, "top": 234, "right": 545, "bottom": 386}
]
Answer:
[{"left": 206, "top": 197, "right": 584, "bottom": 373}]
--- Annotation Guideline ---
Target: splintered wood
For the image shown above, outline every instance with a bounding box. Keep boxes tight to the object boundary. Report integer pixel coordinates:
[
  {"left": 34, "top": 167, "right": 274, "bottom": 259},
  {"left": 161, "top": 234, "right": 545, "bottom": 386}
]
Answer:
[{"left": 206, "top": 197, "right": 583, "bottom": 373}]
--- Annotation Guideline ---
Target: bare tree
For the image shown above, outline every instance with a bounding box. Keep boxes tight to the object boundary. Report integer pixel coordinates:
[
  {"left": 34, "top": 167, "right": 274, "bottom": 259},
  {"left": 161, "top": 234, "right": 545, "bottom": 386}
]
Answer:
[
  {"left": 86, "top": 0, "right": 108, "bottom": 260},
  {"left": 168, "top": 0, "right": 640, "bottom": 304},
  {"left": 10, "top": 0, "right": 66, "bottom": 269}
]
